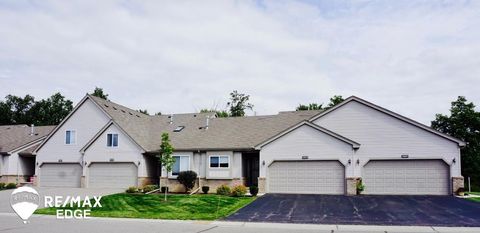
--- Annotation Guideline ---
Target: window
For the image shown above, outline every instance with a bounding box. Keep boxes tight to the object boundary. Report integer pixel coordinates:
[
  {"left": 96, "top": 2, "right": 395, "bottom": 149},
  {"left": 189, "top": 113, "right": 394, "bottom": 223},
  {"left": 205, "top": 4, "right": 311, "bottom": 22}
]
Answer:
[
  {"left": 210, "top": 156, "right": 229, "bottom": 168},
  {"left": 65, "top": 130, "right": 76, "bottom": 144},
  {"left": 171, "top": 156, "right": 190, "bottom": 176},
  {"left": 107, "top": 133, "right": 118, "bottom": 147}
]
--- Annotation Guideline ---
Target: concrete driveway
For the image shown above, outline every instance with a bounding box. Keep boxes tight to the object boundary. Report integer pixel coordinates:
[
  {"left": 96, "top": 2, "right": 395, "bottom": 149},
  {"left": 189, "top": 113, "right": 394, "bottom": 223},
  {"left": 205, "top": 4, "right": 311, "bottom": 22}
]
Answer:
[
  {"left": 225, "top": 194, "right": 480, "bottom": 227},
  {"left": 0, "top": 186, "right": 123, "bottom": 213}
]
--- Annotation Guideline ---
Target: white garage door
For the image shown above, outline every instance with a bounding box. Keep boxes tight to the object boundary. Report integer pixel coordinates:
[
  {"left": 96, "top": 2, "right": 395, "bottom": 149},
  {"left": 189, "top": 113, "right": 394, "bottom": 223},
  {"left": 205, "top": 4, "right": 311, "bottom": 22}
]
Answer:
[
  {"left": 89, "top": 163, "right": 137, "bottom": 188},
  {"left": 363, "top": 160, "right": 449, "bottom": 195},
  {"left": 268, "top": 161, "right": 345, "bottom": 194},
  {"left": 40, "top": 163, "right": 82, "bottom": 187}
]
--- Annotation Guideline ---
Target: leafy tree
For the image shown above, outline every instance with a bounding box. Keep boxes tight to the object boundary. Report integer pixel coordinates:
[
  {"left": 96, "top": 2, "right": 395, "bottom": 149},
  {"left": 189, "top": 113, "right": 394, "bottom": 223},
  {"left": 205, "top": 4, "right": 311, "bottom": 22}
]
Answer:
[
  {"left": 431, "top": 96, "right": 480, "bottom": 190},
  {"left": 200, "top": 108, "right": 229, "bottom": 118},
  {"left": 29, "top": 93, "right": 73, "bottom": 125},
  {"left": 215, "top": 110, "right": 229, "bottom": 118},
  {"left": 0, "top": 93, "right": 73, "bottom": 126},
  {"left": 200, "top": 109, "right": 213, "bottom": 113},
  {"left": 228, "top": 90, "right": 254, "bottom": 117},
  {"left": 4, "top": 94, "right": 35, "bottom": 124},
  {"left": 296, "top": 95, "right": 345, "bottom": 111},
  {"left": 155, "top": 112, "right": 162, "bottom": 116},
  {"left": 157, "top": 132, "right": 175, "bottom": 201},
  {"left": 137, "top": 109, "right": 149, "bottom": 115},
  {"left": 296, "top": 103, "right": 323, "bottom": 111},
  {"left": 326, "top": 95, "right": 345, "bottom": 109},
  {"left": 0, "top": 101, "right": 13, "bottom": 125},
  {"left": 91, "top": 87, "right": 108, "bottom": 100}
]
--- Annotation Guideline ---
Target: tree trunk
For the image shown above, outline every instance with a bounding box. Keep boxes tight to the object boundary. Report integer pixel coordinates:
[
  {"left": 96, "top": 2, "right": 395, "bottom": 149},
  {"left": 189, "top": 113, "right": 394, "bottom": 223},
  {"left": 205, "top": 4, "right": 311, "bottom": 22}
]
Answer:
[{"left": 164, "top": 178, "right": 168, "bottom": 201}]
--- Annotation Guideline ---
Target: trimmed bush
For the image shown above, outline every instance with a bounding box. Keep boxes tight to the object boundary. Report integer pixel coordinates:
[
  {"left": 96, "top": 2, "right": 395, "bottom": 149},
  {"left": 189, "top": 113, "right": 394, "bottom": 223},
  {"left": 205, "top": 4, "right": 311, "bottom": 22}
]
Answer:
[
  {"left": 161, "top": 186, "right": 169, "bottom": 193},
  {"left": 142, "top": 185, "right": 159, "bottom": 193},
  {"left": 202, "top": 186, "right": 210, "bottom": 194},
  {"left": 216, "top": 185, "right": 231, "bottom": 196},
  {"left": 126, "top": 186, "right": 138, "bottom": 193},
  {"left": 231, "top": 185, "right": 247, "bottom": 197},
  {"left": 0, "top": 183, "right": 5, "bottom": 189},
  {"left": 5, "top": 183, "right": 16, "bottom": 189},
  {"left": 177, "top": 170, "right": 197, "bottom": 192},
  {"left": 356, "top": 180, "right": 365, "bottom": 194},
  {"left": 249, "top": 186, "right": 259, "bottom": 196}
]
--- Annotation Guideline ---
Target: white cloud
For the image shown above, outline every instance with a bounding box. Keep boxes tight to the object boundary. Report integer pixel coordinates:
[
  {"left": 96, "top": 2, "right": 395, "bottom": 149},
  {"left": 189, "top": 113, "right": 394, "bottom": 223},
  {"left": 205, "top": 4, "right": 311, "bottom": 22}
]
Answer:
[{"left": 0, "top": 0, "right": 479, "bottom": 124}]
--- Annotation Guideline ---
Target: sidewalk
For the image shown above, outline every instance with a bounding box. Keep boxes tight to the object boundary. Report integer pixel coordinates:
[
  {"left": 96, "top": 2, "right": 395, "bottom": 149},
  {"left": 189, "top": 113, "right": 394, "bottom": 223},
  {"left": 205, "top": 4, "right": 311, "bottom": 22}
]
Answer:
[{"left": 2, "top": 213, "right": 479, "bottom": 233}]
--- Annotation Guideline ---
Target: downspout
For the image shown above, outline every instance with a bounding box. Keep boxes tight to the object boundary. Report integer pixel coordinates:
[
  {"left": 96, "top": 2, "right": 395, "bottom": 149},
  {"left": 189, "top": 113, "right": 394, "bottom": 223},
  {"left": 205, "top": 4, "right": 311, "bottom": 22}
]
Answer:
[
  {"left": 16, "top": 153, "right": 19, "bottom": 184},
  {"left": 189, "top": 150, "right": 202, "bottom": 195}
]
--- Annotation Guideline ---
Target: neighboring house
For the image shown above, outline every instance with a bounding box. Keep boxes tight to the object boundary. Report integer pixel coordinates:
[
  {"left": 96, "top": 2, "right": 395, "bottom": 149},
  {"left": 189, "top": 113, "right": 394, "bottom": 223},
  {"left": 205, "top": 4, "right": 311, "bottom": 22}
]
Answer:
[
  {"left": 33, "top": 94, "right": 465, "bottom": 195},
  {"left": 0, "top": 125, "right": 55, "bottom": 183}
]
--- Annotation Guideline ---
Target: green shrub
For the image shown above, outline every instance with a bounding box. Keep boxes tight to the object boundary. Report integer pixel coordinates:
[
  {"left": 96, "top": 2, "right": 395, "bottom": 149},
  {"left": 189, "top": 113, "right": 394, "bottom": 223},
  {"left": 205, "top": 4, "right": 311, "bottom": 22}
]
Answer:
[
  {"left": 202, "top": 186, "right": 210, "bottom": 194},
  {"left": 249, "top": 186, "right": 259, "bottom": 196},
  {"left": 231, "top": 185, "right": 247, "bottom": 197},
  {"left": 216, "top": 185, "right": 231, "bottom": 196},
  {"left": 5, "top": 183, "right": 16, "bottom": 189},
  {"left": 142, "top": 185, "right": 158, "bottom": 193},
  {"left": 0, "top": 183, "right": 5, "bottom": 189},
  {"left": 126, "top": 186, "right": 138, "bottom": 193},
  {"left": 356, "top": 180, "right": 365, "bottom": 194},
  {"left": 177, "top": 170, "right": 197, "bottom": 192}
]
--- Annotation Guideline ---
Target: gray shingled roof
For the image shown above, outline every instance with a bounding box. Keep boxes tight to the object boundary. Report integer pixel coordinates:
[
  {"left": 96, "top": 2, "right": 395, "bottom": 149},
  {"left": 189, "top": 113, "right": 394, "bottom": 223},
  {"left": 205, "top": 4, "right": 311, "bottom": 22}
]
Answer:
[
  {"left": 88, "top": 95, "right": 321, "bottom": 152},
  {"left": 0, "top": 125, "right": 55, "bottom": 154}
]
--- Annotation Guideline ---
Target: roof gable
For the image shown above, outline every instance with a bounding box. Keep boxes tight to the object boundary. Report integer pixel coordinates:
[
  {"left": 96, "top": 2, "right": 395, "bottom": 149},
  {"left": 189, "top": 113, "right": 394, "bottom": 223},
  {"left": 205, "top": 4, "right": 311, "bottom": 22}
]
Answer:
[
  {"left": 33, "top": 95, "right": 113, "bottom": 153},
  {"left": 80, "top": 120, "right": 145, "bottom": 153},
  {"left": 255, "top": 121, "right": 360, "bottom": 149},
  {"left": 310, "top": 96, "right": 465, "bottom": 147}
]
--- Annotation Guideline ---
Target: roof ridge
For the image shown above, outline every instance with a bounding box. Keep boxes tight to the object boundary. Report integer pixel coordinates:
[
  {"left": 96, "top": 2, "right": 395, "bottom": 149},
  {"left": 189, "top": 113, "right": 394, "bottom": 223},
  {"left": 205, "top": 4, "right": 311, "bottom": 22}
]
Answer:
[{"left": 87, "top": 94, "right": 150, "bottom": 117}]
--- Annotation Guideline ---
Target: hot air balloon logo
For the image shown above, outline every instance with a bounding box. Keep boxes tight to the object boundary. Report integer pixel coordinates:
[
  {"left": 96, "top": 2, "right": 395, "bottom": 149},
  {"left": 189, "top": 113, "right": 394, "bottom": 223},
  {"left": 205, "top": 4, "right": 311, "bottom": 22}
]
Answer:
[{"left": 10, "top": 186, "right": 40, "bottom": 224}]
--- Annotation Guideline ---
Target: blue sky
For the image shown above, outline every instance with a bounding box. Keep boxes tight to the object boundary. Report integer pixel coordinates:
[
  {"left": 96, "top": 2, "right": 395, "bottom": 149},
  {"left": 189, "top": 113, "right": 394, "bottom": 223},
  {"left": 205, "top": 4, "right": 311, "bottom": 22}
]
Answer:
[{"left": 0, "top": 0, "right": 479, "bottom": 124}]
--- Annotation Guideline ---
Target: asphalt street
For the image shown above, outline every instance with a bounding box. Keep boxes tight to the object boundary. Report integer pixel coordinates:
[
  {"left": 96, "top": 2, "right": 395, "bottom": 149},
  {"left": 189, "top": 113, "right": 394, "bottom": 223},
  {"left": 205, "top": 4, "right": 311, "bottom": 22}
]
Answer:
[
  {"left": 0, "top": 213, "right": 479, "bottom": 233},
  {"left": 226, "top": 194, "right": 480, "bottom": 227}
]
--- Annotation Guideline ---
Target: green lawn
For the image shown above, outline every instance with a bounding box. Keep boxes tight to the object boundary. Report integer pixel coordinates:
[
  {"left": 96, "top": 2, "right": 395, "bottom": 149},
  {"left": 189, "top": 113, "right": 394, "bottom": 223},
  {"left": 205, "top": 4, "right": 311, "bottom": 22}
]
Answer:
[
  {"left": 35, "top": 193, "right": 255, "bottom": 220},
  {"left": 466, "top": 192, "right": 480, "bottom": 203}
]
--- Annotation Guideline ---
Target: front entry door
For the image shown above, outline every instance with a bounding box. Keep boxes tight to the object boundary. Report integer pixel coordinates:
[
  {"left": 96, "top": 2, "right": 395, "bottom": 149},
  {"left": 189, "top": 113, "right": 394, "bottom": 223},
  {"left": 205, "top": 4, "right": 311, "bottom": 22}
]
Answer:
[{"left": 244, "top": 154, "right": 259, "bottom": 187}]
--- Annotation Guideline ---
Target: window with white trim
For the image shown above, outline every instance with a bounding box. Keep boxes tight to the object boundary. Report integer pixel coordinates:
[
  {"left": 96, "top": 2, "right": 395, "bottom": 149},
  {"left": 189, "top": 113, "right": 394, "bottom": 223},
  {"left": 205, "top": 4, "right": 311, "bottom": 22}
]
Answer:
[
  {"left": 65, "top": 130, "right": 76, "bottom": 144},
  {"left": 107, "top": 133, "right": 119, "bottom": 147},
  {"left": 209, "top": 155, "right": 229, "bottom": 168},
  {"left": 171, "top": 155, "right": 190, "bottom": 176}
]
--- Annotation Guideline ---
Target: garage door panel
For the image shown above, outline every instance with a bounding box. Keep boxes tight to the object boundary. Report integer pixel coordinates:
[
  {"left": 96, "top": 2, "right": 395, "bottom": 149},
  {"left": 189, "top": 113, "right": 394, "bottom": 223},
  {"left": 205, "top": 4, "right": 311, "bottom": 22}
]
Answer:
[
  {"left": 268, "top": 161, "right": 345, "bottom": 195},
  {"left": 89, "top": 163, "right": 137, "bottom": 188},
  {"left": 363, "top": 160, "right": 449, "bottom": 195},
  {"left": 40, "top": 163, "right": 82, "bottom": 187}
]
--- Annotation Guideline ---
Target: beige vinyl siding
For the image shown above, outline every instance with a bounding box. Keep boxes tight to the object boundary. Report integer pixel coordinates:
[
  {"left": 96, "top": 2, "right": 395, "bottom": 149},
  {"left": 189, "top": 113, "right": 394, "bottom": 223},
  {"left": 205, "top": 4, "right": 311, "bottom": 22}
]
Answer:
[
  {"left": 84, "top": 124, "right": 147, "bottom": 178},
  {"left": 35, "top": 98, "right": 110, "bottom": 176},
  {"left": 260, "top": 124, "right": 354, "bottom": 178},
  {"left": 313, "top": 100, "right": 461, "bottom": 178}
]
